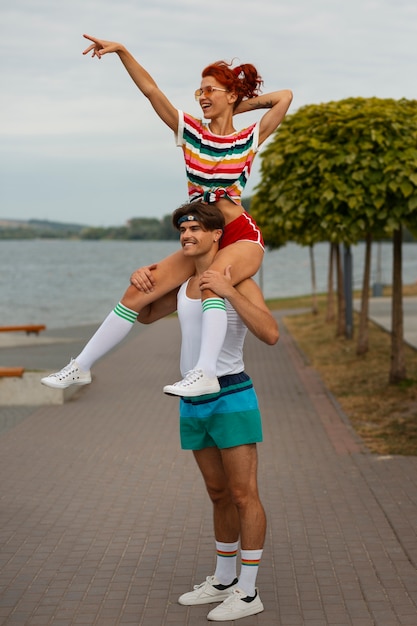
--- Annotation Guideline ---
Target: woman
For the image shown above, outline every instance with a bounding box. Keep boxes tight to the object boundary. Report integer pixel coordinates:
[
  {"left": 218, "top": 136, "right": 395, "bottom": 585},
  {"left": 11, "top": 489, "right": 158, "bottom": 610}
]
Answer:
[{"left": 41, "top": 34, "right": 292, "bottom": 396}]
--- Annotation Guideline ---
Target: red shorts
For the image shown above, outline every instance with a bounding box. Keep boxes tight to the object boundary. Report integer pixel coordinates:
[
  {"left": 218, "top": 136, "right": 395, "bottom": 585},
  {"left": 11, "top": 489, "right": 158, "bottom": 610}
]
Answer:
[{"left": 219, "top": 212, "right": 265, "bottom": 250}]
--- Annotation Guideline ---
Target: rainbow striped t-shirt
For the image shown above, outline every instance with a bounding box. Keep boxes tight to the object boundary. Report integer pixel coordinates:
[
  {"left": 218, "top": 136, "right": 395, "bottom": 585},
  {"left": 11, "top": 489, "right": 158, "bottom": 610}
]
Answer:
[{"left": 176, "top": 111, "right": 260, "bottom": 205}]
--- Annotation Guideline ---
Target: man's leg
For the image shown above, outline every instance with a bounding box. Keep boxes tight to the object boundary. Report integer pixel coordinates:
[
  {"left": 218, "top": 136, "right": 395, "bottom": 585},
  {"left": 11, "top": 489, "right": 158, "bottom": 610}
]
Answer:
[
  {"left": 206, "top": 443, "right": 265, "bottom": 621},
  {"left": 220, "top": 443, "right": 266, "bottom": 594},
  {"left": 193, "top": 447, "right": 240, "bottom": 583},
  {"left": 177, "top": 447, "right": 239, "bottom": 606}
]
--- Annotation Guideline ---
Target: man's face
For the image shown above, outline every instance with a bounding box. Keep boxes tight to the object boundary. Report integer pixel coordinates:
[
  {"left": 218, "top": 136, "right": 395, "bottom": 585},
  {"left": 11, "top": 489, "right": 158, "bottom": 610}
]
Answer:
[{"left": 179, "top": 220, "right": 221, "bottom": 257}]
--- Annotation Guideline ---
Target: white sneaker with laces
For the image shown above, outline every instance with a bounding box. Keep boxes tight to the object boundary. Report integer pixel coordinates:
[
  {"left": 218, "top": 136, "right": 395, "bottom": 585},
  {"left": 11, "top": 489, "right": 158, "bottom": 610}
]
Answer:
[
  {"left": 40, "top": 359, "right": 92, "bottom": 389},
  {"left": 163, "top": 369, "right": 220, "bottom": 397},
  {"left": 178, "top": 575, "right": 238, "bottom": 606},
  {"left": 207, "top": 588, "right": 264, "bottom": 621}
]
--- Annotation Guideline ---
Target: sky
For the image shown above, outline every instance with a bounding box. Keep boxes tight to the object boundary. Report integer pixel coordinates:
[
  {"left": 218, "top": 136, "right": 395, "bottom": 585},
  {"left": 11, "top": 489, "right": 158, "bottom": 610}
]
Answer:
[{"left": 1, "top": 0, "right": 416, "bottom": 227}]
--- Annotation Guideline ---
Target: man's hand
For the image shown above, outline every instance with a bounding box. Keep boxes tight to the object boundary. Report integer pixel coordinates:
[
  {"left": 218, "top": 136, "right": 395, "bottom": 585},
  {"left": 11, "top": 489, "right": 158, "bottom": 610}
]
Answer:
[
  {"left": 199, "top": 265, "right": 235, "bottom": 298},
  {"left": 130, "top": 264, "right": 157, "bottom": 293}
]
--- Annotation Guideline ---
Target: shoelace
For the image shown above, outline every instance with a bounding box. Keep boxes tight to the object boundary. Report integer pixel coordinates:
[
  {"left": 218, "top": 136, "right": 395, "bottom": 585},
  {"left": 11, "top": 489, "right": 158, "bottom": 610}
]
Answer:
[
  {"left": 193, "top": 575, "right": 214, "bottom": 591},
  {"left": 51, "top": 360, "right": 77, "bottom": 379},
  {"left": 174, "top": 369, "right": 203, "bottom": 387}
]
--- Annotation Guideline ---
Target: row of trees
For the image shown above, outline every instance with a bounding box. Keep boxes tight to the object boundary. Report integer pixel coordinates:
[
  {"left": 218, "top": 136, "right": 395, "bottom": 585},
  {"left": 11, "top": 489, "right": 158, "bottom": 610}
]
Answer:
[
  {"left": 0, "top": 217, "right": 179, "bottom": 241},
  {"left": 81, "top": 216, "right": 178, "bottom": 240},
  {"left": 251, "top": 97, "right": 417, "bottom": 383}
]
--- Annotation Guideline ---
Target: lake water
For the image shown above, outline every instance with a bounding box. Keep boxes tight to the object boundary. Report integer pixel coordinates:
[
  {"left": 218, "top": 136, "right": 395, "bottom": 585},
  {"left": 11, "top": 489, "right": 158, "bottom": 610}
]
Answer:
[{"left": 0, "top": 240, "right": 416, "bottom": 329}]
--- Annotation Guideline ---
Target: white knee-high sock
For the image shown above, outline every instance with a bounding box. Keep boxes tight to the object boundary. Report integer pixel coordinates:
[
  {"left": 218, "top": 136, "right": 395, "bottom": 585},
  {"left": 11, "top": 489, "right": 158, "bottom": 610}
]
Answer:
[
  {"left": 214, "top": 541, "right": 239, "bottom": 586},
  {"left": 194, "top": 298, "right": 227, "bottom": 378},
  {"left": 238, "top": 549, "right": 263, "bottom": 597},
  {"left": 75, "top": 302, "right": 138, "bottom": 371}
]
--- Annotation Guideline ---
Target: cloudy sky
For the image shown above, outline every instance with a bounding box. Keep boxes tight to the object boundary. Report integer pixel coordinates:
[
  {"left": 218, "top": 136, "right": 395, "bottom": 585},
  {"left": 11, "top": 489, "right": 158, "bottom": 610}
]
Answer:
[{"left": 1, "top": 0, "right": 416, "bottom": 226}]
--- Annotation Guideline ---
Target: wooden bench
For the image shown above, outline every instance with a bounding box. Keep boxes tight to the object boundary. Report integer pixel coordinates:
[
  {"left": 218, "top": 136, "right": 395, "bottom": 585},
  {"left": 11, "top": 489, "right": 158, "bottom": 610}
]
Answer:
[
  {"left": 0, "top": 367, "right": 25, "bottom": 378},
  {"left": 0, "top": 324, "right": 46, "bottom": 335},
  {"left": 0, "top": 326, "right": 44, "bottom": 378}
]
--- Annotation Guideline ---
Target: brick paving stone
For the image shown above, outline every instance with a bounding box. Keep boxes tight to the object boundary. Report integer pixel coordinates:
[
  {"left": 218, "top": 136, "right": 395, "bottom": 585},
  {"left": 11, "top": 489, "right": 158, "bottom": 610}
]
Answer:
[{"left": 0, "top": 313, "right": 416, "bottom": 624}]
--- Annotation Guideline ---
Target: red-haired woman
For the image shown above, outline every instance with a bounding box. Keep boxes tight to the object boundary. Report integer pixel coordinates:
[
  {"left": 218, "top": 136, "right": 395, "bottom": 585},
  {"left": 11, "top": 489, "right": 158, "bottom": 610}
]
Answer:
[{"left": 41, "top": 35, "right": 292, "bottom": 396}]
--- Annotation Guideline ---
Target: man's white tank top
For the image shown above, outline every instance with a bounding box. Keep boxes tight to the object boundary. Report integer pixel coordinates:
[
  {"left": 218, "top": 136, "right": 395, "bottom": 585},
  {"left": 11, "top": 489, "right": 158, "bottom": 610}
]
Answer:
[{"left": 177, "top": 280, "right": 247, "bottom": 377}]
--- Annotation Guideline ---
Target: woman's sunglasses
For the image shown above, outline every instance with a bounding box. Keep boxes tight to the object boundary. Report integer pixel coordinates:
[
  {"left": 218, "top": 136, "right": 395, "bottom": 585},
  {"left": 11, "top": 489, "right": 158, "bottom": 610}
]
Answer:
[{"left": 194, "top": 86, "right": 228, "bottom": 100}]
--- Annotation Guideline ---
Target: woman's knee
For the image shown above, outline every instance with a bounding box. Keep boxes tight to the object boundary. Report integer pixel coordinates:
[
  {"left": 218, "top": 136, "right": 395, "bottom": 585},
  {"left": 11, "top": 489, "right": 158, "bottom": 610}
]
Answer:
[{"left": 211, "top": 245, "right": 264, "bottom": 284}]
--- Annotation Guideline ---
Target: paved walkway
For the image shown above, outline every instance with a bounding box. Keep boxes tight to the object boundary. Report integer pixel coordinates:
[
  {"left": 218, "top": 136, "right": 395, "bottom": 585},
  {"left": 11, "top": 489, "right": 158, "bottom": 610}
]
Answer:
[
  {"left": 1, "top": 313, "right": 417, "bottom": 625},
  {"left": 354, "top": 296, "right": 417, "bottom": 349}
]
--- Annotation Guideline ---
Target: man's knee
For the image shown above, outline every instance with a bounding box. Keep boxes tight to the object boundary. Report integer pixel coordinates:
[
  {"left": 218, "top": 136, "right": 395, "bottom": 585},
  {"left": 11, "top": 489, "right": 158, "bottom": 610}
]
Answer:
[
  {"left": 205, "top": 482, "right": 232, "bottom": 506},
  {"left": 229, "top": 485, "right": 260, "bottom": 511}
]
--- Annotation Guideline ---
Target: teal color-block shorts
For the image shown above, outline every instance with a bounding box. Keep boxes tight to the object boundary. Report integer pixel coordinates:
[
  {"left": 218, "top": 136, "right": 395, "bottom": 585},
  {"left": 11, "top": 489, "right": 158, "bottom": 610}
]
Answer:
[{"left": 179, "top": 372, "right": 263, "bottom": 450}]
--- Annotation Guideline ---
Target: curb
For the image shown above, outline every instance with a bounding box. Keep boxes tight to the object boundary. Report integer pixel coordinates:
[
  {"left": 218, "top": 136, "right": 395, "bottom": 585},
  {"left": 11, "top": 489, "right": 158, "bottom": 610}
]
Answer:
[{"left": 0, "top": 372, "right": 84, "bottom": 406}]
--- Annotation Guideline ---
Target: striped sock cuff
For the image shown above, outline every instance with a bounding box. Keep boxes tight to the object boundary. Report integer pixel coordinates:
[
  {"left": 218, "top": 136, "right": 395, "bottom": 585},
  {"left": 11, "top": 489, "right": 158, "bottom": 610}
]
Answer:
[
  {"left": 241, "top": 557, "right": 261, "bottom": 567},
  {"left": 240, "top": 549, "right": 263, "bottom": 568},
  {"left": 217, "top": 548, "right": 238, "bottom": 559},
  {"left": 202, "top": 297, "right": 226, "bottom": 313},
  {"left": 113, "top": 302, "right": 138, "bottom": 324}
]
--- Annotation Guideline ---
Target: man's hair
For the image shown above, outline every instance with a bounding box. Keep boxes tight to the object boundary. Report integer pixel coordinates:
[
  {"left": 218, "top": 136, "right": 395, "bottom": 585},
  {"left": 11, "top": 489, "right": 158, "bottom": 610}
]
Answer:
[{"left": 172, "top": 201, "right": 225, "bottom": 232}]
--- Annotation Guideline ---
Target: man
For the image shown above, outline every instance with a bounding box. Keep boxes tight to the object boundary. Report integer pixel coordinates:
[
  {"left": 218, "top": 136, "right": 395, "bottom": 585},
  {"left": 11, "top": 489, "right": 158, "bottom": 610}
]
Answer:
[{"left": 138, "top": 201, "right": 279, "bottom": 621}]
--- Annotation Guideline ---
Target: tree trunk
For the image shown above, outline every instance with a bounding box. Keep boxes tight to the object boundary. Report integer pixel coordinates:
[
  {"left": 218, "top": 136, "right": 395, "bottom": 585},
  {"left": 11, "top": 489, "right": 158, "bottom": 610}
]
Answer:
[
  {"left": 309, "top": 245, "right": 318, "bottom": 315},
  {"left": 326, "top": 243, "right": 336, "bottom": 323},
  {"left": 335, "top": 244, "right": 346, "bottom": 337},
  {"left": 356, "top": 233, "right": 372, "bottom": 355},
  {"left": 389, "top": 228, "right": 407, "bottom": 383},
  {"left": 343, "top": 244, "right": 353, "bottom": 339}
]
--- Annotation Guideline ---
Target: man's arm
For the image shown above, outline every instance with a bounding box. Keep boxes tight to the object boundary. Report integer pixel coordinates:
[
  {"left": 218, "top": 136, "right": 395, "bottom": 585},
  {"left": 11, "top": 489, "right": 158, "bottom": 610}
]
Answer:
[
  {"left": 199, "top": 267, "right": 279, "bottom": 345},
  {"left": 137, "top": 288, "right": 179, "bottom": 324}
]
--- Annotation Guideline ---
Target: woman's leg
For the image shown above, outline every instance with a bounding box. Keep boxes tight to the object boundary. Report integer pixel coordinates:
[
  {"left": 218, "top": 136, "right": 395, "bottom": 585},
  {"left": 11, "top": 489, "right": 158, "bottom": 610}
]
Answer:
[
  {"left": 164, "top": 242, "right": 264, "bottom": 397},
  {"left": 41, "top": 250, "right": 194, "bottom": 388},
  {"left": 210, "top": 242, "right": 265, "bottom": 285},
  {"left": 195, "top": 242, "right": 264, "bottom": 375}
]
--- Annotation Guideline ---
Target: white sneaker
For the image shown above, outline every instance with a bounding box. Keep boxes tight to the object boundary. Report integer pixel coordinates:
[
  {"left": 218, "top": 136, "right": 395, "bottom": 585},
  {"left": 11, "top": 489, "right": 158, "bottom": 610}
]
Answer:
[
  {"left": 178, "top": 575, "right": 238, "bottom": 606},
  {"left": 207, "top": 588, "right": 264, "bottom": 621},
  {"left": 40, "top": 359, "right": 92, "bottom": 389},
  {"left": 163, "top": 369, "right": 220, "bottom": 397}
]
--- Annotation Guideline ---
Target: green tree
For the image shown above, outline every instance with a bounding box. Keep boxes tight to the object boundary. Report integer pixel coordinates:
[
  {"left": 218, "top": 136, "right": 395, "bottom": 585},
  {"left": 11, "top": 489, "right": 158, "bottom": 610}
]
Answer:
[
  {"left": 159, "top": 214, "right": 178, "bottom": 240},
  {"left": 252, "top": 97, "right": 417, "bottom": 382},
  {"left": 127, "top": 218, "right": 162, "bottom": 240}
]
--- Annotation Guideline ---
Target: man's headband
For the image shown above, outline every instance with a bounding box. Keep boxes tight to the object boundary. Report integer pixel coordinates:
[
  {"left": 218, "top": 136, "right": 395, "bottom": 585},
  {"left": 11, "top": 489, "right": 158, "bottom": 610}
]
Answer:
[
  {"left": 176, "top": 213, "right": 224, "bottom": 232},
  {"left": 177, "top": 214, "right": 199, "bottom": 226}
]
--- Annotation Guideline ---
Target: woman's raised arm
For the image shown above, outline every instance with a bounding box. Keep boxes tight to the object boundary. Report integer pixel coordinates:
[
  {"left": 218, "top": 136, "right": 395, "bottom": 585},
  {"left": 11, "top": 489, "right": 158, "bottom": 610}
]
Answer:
[
  {"left": 82, "top": 34, "right": 179, "bottom": 132},
  {"left": 234, "top": 88, "right": 293, "bottom": 145}
]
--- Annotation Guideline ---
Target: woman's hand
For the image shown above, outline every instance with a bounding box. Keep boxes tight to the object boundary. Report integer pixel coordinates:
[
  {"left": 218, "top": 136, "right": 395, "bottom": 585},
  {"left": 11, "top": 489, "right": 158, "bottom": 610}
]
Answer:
[
  {"left": 82, "top": 34, "right": 124, "bottom": 59},
  {"left": 130, "top": 264, "right": 157, "bottom": 293}
]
